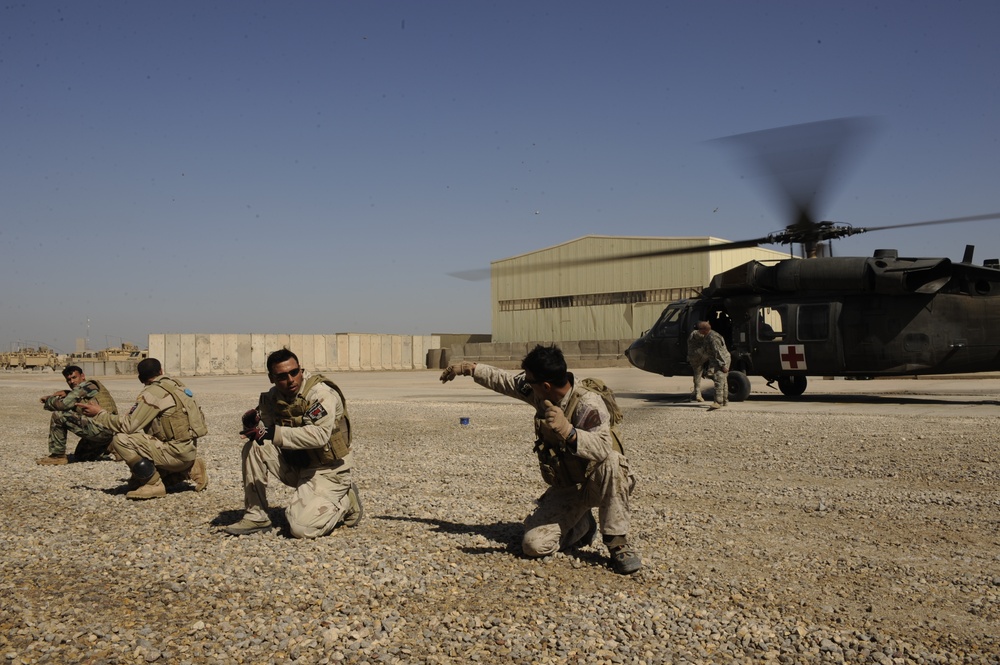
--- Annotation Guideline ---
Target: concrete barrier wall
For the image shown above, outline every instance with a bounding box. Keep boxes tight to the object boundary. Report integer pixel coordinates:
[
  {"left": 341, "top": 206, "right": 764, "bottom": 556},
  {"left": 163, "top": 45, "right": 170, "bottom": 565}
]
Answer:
[{"left": 148, "top": 333, "right": 441, "bottom": 377}]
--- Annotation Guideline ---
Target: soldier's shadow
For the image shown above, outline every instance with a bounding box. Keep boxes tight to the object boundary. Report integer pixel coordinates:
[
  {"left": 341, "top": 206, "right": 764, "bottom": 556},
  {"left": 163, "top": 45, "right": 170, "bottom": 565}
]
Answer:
[
  {"left": 379, "top": 516, "right": 610, "bottom": 568},
  {"left": 378, "top": 515, "right": 523, "bottom": 555},
  {"left": 74, "top": 481, "right": 203, "bottom": 496}
]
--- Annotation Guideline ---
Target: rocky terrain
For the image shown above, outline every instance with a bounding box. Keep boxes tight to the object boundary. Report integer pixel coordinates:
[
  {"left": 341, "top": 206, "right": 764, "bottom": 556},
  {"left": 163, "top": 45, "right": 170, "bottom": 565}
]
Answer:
[{"left": 1, "top": 373, "right": 999, "bottom": 664}]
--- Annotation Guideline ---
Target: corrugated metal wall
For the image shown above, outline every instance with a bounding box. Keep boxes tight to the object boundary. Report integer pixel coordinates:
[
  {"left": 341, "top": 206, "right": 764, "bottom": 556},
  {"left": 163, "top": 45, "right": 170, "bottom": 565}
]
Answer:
[{"left": 491, "top": 236, "right": 791, "bottom": 342}]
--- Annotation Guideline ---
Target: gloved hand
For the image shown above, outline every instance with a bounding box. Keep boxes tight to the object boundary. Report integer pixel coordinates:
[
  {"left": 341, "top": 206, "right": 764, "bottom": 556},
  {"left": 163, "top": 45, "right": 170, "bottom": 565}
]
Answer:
[
  {"left": 240, "top": 409, "right": 272, "bottom": 445},
  {"left": 541, "top": 399, "right": 575, "bottom": 442},
  {"left": 440, "top": 362, "right": 476, "bottom": 383}
]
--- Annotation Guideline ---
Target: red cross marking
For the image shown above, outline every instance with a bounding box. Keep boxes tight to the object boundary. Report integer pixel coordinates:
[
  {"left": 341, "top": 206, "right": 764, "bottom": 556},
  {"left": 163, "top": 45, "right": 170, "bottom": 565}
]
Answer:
[{"left": 780, "top": 345, "right": 807, "bottom": 370}]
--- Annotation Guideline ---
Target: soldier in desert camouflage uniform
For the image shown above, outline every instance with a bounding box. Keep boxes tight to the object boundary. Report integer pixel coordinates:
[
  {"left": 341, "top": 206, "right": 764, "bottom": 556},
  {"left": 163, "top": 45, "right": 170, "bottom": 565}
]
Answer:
[
  {"left": 78, "top": 358, "right": 209, "bottom": 500},
  {"left": 687, "top": 320, "right": 732, "bottom": 410},
  {"left": 441, "top": 344, "right": 641, "bottom": 575},
  {"left": 37, "top": 365, "right": 117, "bottom": 465},
  {"left": 224, "top": 348, "right": 363, "bottom": 538}
]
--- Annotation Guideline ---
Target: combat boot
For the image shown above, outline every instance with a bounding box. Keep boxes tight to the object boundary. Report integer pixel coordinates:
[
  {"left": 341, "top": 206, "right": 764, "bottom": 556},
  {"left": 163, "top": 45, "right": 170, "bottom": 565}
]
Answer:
[
  {"left": 343, "top": 482, "right": 364, "bottom": 527},
  {"left": 36, "top": 454, "right": 68, "bottom": 465},
  {"left": 689, "top": 392, "right": 704, "bottom": 402},
  {"left": 126, "top": 476, "right": 166, "bottom": 500},
  {"left": 224, "top": 518, "right": 273, "bottom": 536},
  {"left": 604, "top": 535, "right": 642, "bottom": 575},
  {"left": 187, "top": 457, "right": 209, "bottom": 492},
  {"left": 707, "top": 402, "right": 724, "bottom": 411},
  {"left": 125, "top": 458, "right": 165, "bottom": 500}
]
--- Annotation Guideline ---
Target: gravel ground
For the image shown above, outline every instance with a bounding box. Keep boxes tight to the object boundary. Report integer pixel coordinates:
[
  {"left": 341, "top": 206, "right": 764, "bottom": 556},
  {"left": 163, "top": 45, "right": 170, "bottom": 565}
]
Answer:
[{"left": 2, "top": 373, "right": 1000, "bottom": 664}]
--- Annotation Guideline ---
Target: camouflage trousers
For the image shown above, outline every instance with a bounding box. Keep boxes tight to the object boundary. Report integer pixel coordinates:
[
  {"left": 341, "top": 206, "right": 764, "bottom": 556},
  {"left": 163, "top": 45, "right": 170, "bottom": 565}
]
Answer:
[
  {"left": 47, "top": 411, "right": 113, "bottom": 460},
  {"left": 522, "top": 450, "right": 635, "bottom": 557},
  {"left": 692, "top": 360, "right": 729, "bottom": 404},
  {"left": 110, "top": 432, "right": 197, "bottom": 474},
  {"left": 240, "top": 441, "right": 354, "bottom": 539}
]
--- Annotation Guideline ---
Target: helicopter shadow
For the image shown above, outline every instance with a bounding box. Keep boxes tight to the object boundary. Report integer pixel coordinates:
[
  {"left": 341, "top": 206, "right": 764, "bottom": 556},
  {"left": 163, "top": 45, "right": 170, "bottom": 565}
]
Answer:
[
  {"left": 616, "top": 391, "right": 711, "bottom": 406},
  {"left": 617, "top": 391, "right": 1000, "bottom": 407},
  {"left": 748, "top": 392, "right": 1000, "bottom": 407}
]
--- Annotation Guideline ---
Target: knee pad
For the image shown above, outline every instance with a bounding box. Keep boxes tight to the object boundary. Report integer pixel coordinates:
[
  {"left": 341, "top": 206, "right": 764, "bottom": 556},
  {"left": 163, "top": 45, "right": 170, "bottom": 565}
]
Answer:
[{"left": 132, "top": 457, "right": 156, "bottom": 480}]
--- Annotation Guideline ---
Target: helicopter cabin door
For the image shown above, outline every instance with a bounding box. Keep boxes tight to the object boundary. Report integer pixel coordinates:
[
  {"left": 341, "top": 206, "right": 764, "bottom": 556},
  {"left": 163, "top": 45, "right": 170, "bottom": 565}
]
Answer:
[{"left": 753, "top": 302, "right": 844, "bottom": 376}]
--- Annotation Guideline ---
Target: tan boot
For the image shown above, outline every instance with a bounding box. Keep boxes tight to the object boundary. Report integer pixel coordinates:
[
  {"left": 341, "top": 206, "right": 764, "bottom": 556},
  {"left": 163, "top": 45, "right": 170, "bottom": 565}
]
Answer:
[
  {"left": 126, "top": 474, "right": 166, "bottom": 500},
  {"left": 187, "top": 457, "right": 208, "bottom": 492},
  {"left": 343, "top": 482, "right": 364, "bottom": 527},
  {"left": 36, "top": 454, "right": 69, "bottom": 465}
]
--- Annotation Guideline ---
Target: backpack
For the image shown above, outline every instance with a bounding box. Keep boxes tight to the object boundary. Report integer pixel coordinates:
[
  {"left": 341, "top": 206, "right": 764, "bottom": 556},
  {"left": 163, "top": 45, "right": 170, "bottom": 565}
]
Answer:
[
  {"left": 566, "top": 377, "right": 625, "bottom": 454},
  {"left": 155, "top": 377, "right": 209, "bottom": 439}
]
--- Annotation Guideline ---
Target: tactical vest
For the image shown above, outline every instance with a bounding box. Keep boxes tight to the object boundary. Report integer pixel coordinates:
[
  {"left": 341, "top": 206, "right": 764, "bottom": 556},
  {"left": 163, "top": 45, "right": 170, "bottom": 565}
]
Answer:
[
  {"left": 88, "top": 379, "right": 118, "bottom": 415},
  {"left": 265, "top": 374, "right": 351, "bottom": 470},
  {"left": 151, "top": 377, "right": 208, "bottom": 442},
  {"left": 533, "top": 379, "right": 625, "bottom": 487}
]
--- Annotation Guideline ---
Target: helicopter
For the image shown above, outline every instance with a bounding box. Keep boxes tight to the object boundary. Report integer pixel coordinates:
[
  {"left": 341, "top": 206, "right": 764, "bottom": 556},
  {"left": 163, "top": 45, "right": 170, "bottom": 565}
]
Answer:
[{"left": 620, "top": 118, "right": 1000, "bottom": 399}]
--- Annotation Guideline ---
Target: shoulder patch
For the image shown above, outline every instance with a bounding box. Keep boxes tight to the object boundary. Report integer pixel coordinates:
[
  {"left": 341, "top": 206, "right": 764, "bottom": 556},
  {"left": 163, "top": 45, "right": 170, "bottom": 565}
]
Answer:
[{"left": 306, "top": 401, "right": 328, "bottom": 422}]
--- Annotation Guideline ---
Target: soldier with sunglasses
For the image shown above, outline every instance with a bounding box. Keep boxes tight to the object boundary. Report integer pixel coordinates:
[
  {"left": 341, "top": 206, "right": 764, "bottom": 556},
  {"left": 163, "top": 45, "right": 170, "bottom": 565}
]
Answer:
[{"left": 225, "top": 348, "right": 363, "bottom": 538}]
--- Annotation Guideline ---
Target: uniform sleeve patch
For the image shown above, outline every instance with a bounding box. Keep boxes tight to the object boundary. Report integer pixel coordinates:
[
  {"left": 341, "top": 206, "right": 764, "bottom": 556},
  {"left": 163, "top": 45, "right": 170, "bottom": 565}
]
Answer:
[{"left": 306, "top": 402, "right": 328, "bottom": 422}]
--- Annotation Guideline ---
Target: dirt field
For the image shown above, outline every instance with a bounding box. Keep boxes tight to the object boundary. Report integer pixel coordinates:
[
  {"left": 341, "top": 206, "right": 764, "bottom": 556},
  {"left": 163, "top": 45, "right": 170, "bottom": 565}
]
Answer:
[{"left": 2, "top": 369, "right": 999, "bottom": 663}]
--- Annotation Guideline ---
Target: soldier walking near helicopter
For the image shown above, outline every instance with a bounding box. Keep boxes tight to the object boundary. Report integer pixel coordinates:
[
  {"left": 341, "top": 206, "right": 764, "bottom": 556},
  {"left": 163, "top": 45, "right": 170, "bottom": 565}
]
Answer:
[{"left": 687, "top": 321, "right": 731, "bottom": 410}]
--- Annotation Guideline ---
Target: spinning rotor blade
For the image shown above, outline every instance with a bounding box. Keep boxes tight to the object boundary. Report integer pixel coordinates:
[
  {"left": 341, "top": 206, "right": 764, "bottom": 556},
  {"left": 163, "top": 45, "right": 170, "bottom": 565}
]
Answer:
[
  {"left": 448, "top": 237, "right": 771, "bottom": 281},
  {"left": 855, "top": 212, "right": 1000, "bottom": 234},
  {"left": 712, "top": 116, "right": 881, "bottom": 250}
]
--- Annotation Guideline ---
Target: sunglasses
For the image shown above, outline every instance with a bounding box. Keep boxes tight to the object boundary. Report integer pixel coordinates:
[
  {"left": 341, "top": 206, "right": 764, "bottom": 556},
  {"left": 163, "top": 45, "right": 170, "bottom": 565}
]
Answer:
[{"left": 271, "top": 367, "right": 302, "bottom": 382}]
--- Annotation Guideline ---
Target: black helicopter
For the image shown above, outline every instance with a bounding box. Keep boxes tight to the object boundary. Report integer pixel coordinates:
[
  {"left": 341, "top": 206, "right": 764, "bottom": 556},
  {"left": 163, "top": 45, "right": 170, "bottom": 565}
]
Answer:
[{"left": 622, "top": 118, "right": 1000, "bottom": 400}]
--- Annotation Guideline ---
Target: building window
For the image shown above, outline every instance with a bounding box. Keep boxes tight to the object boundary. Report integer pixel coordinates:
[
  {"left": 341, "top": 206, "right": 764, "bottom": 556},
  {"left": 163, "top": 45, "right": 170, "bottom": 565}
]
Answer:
[{"left": 498, "top": 287, "right": 699, "bottom": 312}]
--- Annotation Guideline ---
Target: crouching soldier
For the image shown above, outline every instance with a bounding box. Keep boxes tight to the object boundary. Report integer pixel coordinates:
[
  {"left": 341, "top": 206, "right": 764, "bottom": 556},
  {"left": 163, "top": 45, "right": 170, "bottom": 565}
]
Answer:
[
  {"left": 78, "top": 358, "right": 208, "bottom": 499},
  {"left": 224, "top": 348, "right": 363, "bottom": 538}
]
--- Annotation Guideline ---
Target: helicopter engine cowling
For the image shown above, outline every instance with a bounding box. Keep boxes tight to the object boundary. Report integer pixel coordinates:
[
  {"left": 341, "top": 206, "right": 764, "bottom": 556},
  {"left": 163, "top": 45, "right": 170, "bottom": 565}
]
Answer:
[{"left": 705, "top": 255, "right": 955, "bottom": 297}]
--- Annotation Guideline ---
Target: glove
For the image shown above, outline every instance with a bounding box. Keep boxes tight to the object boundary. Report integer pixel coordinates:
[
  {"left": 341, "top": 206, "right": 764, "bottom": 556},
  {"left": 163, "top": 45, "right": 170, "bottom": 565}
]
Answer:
[
  {"left": 240, "top": 409, "right": 272, "bottom": 445},
  {"left": 440, "top": 362, "right": 476, "bottom": 383},
  {"left": 541, "top": 399, "right": 575, "bottom": 442}
]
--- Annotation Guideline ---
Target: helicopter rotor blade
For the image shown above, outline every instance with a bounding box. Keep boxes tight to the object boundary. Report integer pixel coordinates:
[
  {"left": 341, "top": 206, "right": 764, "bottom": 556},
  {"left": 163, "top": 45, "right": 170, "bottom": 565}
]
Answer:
[
  {"left": 447, "top": 237, "right": 775, "bottom": 281},
  {"left": 712, "top": 116, "right": 882, "bottom": 244},
  {"left": 447, "top": 268, "right": 493, "bottom": 282},
  {"left": 854, "top": 212, "right": 1000, "bottom": 234}
]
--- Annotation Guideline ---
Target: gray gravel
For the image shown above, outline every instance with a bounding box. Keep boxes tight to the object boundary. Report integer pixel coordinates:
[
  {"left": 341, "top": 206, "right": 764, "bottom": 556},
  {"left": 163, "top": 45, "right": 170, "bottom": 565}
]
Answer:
[{"left": 2, "top": 375, "right": 1000, "bottom": 664}]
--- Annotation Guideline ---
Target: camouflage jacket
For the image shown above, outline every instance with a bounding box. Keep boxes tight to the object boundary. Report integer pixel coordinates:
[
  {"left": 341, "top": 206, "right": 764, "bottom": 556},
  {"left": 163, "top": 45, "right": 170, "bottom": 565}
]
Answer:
[{"left": 44, "top": 379, "right": 118, "bottom": 415}]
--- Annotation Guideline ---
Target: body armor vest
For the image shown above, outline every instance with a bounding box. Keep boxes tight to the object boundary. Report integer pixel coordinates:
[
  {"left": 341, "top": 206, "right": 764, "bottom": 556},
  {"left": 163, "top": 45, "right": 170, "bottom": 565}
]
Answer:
[
  {"left": 89, "top": 379, "right": 118, "bottom": 415},
  {"left": 150, "top": 377, "right": 207, "bottom": 442},
  {"left": 266, "top": 374, "right": 351, "bottom": 469},
  {"left": 532, "top": 381, "right": 623, "bottom": 487}
]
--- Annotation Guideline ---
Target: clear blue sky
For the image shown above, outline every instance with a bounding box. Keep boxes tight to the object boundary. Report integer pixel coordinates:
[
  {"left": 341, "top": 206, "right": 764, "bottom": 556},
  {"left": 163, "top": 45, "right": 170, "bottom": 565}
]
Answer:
[{"left": 2, "top": 1, "right": 998, "bottom": 353}]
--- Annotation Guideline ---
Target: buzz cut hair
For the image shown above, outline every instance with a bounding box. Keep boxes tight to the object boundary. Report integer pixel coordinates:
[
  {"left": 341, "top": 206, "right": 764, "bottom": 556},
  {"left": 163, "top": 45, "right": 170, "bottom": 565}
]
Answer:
[{"left": 62, "top": 365, "right": 84, "bottom": 378}]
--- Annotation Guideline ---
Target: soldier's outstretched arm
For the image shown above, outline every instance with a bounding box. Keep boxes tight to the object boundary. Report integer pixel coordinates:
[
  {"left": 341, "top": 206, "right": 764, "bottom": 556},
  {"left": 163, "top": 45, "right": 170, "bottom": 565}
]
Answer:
[{"left": 440, "top": 362, "right": 476, "bottom": 383}]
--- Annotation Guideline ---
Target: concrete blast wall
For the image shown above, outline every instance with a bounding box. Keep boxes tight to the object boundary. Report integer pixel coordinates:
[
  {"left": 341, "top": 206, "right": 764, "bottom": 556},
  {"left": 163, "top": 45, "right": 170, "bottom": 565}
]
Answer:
[{"left": 148, "top": 334, "right": 441, "bottom": 376}]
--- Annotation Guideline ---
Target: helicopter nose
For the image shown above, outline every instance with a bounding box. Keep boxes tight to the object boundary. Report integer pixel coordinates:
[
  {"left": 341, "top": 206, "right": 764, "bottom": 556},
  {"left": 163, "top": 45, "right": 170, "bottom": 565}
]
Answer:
[{"left": 625, "top": 343, "right": 644, "bottom": 369}]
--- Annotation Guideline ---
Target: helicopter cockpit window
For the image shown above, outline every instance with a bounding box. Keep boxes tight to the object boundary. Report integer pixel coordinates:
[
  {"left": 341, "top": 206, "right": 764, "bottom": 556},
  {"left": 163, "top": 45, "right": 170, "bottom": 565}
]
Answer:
[
  {"left": 756, "top": 306, "right": 785, "bottom": 341},
  {"left": 797, "top": 304, "right": 830, "bottom": 341},
  {"left": 651, "top": 306, "right": 681, "bottom": 338}
]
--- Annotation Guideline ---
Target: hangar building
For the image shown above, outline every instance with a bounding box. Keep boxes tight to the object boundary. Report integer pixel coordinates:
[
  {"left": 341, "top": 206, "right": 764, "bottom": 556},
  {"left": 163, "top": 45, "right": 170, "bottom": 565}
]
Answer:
[{"left": 490, "top": 235, "right": 792, "bottom": 344}]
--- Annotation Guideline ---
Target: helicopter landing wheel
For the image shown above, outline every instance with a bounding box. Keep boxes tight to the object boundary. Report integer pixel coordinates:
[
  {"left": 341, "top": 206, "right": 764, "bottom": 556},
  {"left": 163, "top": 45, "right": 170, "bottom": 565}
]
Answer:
[
  {"left": 777, "top": 375, "right": 807, "bottom": 397},
  {"left": 727, "top": 371, "right": 751, "bottom": 402}
]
